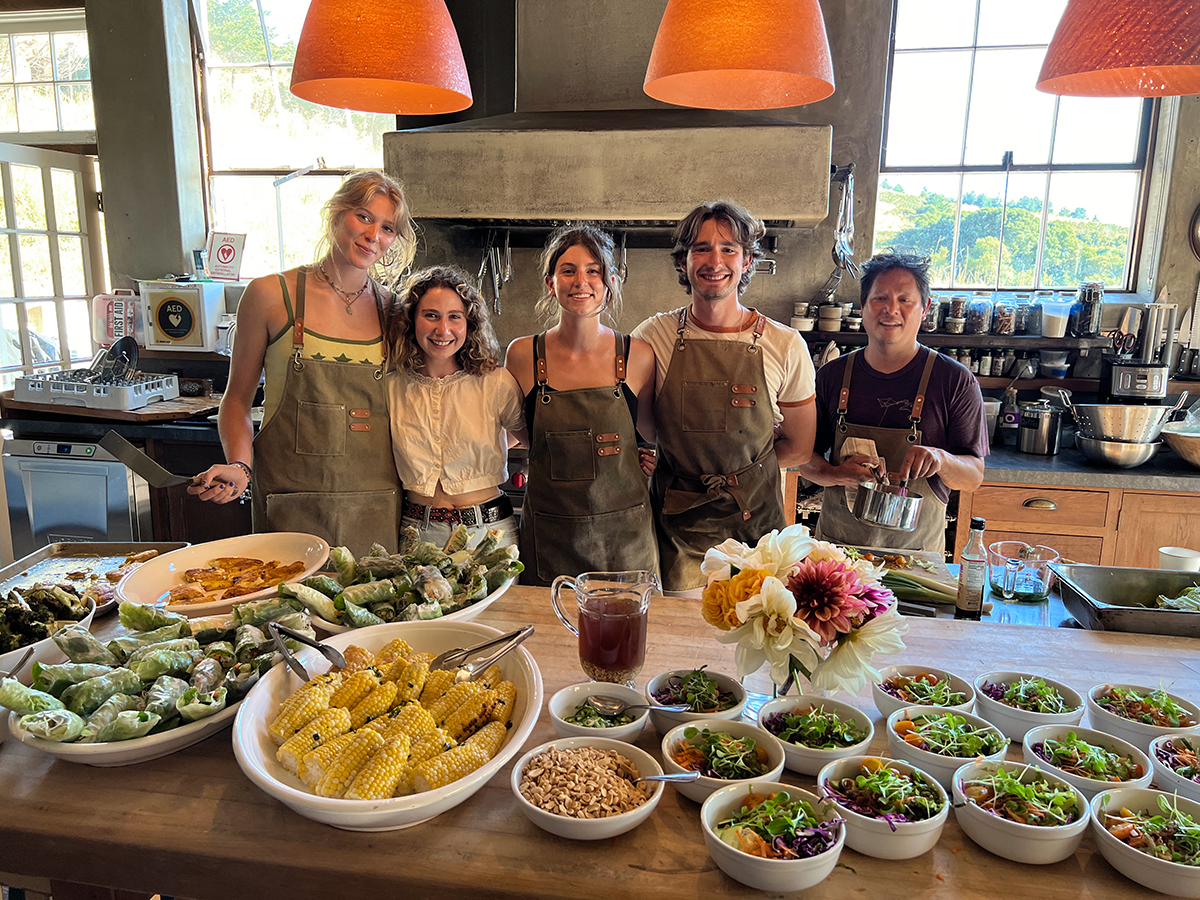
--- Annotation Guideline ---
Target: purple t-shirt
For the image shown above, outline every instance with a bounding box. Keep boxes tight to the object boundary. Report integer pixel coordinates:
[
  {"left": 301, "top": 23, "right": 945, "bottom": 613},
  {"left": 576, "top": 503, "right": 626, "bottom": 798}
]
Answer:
[{"left": 812, "top": 348, "right": 989, "bottom": 503}]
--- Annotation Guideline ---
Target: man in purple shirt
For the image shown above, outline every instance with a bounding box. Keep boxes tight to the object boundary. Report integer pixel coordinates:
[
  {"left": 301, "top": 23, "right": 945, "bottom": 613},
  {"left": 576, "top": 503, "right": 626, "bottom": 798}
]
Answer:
[{"left": 799, "top": 252, "right": 988, "bottom": 551}]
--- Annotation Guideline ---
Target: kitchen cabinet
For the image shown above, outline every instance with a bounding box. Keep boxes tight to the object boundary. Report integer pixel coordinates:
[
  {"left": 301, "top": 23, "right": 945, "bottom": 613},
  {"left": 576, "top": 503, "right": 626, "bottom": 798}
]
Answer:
[
  {"left": 147, "top": 438, "right": 252, "bottom": 544},
  {"left": 1112, "top": 491, "right": 1200, "bottom": 567}
]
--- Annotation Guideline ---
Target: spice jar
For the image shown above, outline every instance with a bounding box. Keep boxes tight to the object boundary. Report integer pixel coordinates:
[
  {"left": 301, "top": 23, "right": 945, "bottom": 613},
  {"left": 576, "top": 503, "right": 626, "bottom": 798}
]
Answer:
[
  {"left": 921, "top": 293, "right": 941, "bottom": 332},
  {"left": 966, "top": 296, "right": 993, "bottom": 334},
  {"left": 944, "top": 316, "right": 966, "bottom": 334},
  {"left": 949, "top": 294, "right": 969, "bottom": 319},
  {"left": 991, "top": 298, "right": 1017, "bottom": 335}
]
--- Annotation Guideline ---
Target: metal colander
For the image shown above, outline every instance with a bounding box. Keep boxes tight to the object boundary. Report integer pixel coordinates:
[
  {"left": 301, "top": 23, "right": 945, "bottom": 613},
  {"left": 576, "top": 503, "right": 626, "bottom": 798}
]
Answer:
[{"left": 1060, "top": 389, "right": 1187, "bottom": 443}]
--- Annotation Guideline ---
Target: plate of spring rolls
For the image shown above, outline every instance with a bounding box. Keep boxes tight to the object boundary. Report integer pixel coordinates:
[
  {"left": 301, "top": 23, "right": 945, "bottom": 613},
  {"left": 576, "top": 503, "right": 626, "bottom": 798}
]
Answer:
[{"left": 0, "top": 595, "right": 315, "bottom": 765}]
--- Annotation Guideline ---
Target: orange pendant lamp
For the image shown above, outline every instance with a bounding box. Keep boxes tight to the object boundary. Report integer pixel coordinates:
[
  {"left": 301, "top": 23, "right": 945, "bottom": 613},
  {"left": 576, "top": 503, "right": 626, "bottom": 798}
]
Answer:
[
  {"left": 290, "top": 0, "right": 472, "bottom": 114},
  {"left": 643, "top": 0, "right": 835, "bottom": 109},
  {"left": 1036, "top": 0, "right": 1200, "bottom": 96}
]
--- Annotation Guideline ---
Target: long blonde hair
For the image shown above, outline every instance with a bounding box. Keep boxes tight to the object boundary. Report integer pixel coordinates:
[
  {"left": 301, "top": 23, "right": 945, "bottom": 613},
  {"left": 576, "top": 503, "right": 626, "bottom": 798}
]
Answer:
[{"left": 316, "top": 170, "right": 417, "bottom": 283}]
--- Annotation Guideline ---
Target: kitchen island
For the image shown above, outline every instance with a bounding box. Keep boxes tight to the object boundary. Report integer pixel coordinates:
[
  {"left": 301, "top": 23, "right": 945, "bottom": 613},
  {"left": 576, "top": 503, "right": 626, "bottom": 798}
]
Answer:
[{"left": 0, "top": 585, "right": 1194, "bottom": 900}]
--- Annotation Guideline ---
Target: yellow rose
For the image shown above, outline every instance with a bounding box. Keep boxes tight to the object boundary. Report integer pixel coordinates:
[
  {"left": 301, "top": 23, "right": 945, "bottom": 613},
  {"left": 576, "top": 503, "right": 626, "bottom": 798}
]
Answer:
[{"left": 702, "top": 568, "right": 768, "bottom": 631}]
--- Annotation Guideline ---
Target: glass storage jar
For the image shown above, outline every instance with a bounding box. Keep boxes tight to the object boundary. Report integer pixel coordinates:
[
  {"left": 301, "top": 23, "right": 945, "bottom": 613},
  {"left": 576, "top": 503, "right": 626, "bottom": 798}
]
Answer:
[{"left": 965, "top": 296, "right": 993, "bottom": 334}]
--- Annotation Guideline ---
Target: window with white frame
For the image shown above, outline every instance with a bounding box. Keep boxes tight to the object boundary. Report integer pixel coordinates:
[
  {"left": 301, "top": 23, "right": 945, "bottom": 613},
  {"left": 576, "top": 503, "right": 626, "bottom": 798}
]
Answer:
[
  {"left": 0, "top": 8, "right": 94, "bottom": 144},
  {"left": 873, "top": 0, "right": 1153, "bottom": 292},
  {"left": 199, "top": 0, "right": 396, "bottom": 277}
]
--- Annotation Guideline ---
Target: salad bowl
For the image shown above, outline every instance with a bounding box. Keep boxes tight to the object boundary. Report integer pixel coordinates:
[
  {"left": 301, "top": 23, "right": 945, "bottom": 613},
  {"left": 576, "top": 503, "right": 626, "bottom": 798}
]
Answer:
[
  {"left": 1022, "top": 723, "right": 1152, "bottom": 801},
  {"left": 951, "top": 759, "right": 1089, "bottom": 864},
  {"left": 872, "top": 665, "right": 974, "bottom": 718},
  {"left": 547, "top": 682, "right": 648, "bottom": 742},
  {"left": 973, "top": 670, "right": 1084, "bottom": 742},
  {"left": 817, "top": 755, "right": 948, "bottom": 859},
  {"left": 757, "top": 694, "right": 873, "bottom": 776},
  {"left": 660, "top": 718, "right": 784, "bottom": 803},
  {"left": 885, "top": 705, "right": 1006, "bottom": 789},
  {"left": 1090, "top": 787, "right": 1200, "bottom": 897},
  {"left": 1149, "top": 734, "right": 1200, "bottom": 804},
  {"left": 1086, "top": 682, "right": 1200, "bottom": 754},
  {"left": 700, "top": 782, "right": 844, "bottom": 892},
  {"left": 644, "top": 667, "right": 746, "bottom": 734}
]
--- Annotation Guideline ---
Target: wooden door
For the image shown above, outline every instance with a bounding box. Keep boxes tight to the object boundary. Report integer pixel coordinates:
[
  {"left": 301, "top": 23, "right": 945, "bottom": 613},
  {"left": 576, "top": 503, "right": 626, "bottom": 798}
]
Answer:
[{"left": 1114, "top": 492, "right": 1200, "bottom": 568}]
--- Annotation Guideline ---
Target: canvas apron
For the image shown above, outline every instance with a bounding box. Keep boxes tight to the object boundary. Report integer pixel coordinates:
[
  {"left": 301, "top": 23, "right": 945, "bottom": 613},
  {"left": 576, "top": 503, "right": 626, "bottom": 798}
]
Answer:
[
  {"left": 519, "top": 332, "right": 658, "bottom": 585},
  {"left": 814, "top": 347, "right": 947, "bottom": 552},
  {"left": 652, "top": 309, "right": 784, "bottom": 591},
  {"left": 251, "top": 266, "right": 401, "bottom": 556}
]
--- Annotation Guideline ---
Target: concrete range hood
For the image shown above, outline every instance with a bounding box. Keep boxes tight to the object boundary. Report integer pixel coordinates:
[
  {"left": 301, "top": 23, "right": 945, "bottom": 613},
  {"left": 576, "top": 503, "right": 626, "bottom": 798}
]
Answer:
[{"left": 383, "top": 109, "right": 832, "bottom": 228}]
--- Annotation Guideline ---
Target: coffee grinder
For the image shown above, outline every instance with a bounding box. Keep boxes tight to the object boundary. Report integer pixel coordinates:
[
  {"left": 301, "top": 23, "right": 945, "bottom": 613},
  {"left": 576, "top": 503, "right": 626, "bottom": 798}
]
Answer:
[{"left": 1100, "top": 302, "right": 1177, "bottom": 403}]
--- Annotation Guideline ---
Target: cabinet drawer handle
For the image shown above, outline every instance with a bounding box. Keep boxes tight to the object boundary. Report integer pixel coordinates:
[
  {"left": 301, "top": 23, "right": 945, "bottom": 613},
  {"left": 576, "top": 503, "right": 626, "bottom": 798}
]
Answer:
[{"left": 1023, "top": 498, "right": 1057, "bottom": 510}]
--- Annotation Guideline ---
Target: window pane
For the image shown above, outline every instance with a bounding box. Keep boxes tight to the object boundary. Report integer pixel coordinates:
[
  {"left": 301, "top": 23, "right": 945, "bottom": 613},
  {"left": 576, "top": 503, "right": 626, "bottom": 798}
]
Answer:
[
  {"left": 0, "top": 302, "right": 19, "bottom": 371},
  {"left": 886, "top": 51, "right": 972, "bottom": 166},
  {"left": 18, "top": 233, "right": 53, "bottom": 296},
  {"left": 894, "top": 0, "right": 977, "bottom": 49},
  {"left": 56, "top": 82, "right": 93, "bottom": 131},
  {"left": 206, "top": 0, "right": 269, "bottom": 65},
  {"left": 964, "top": 48, "right": 1057, "bottom": 165},
  {"left": 12, "top": 33, "right": 51, "bottom": 82},
  {"left": 25, "top": 300, "right": 60, "bottom": 364},
  {"left": 259, "top": 0, "right": 305, "bottom": 63},
  {"left": 1040, "top": 172, "right": 1136, "bottom": 288},
  {"left": 16, "top": 82, "right": 56, "bottom": 131},
  {"left": 0, "top": 238, "right": 15, "bottom": 298},
  {"left": 211, "top": 174, "right": 334, "bottom": 277},
  {"left": 11, "top": 164, "right": 46, "bottom": 230},
  {"left": 51, "top": 32, "right": 89, "bottom": 80},
  {"left": 0, "top": 36, "right": 13, "bottom": 83},
  {"left": 1053, "top": 96, "right": 1143, "bottom": 164},
  {"left": 956, "top": 172, "right": 1048, "bottom": 287},
  {"left": 64, "top": 297, "right": 90, "bottom": 361},
  {"left": 51, "top": 168, "right": 79, "bottom": 232},
  {"left": 977, "top": 0, "right": 1067, "bottom": 46},
  {"left": 874, "top": 173, "right": 963, "bottom": 286},
  {"left": 58, "top": 235, "right": 84, "bottom": 295},
  {"left": 0, "top": 85, "right": 15, "bottom": 130}
]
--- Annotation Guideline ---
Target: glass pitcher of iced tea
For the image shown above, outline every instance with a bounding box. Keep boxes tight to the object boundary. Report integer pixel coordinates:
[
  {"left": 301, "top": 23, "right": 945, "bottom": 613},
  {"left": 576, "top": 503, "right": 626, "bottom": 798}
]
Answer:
[{"left": 550, "top": 570, "right": 659, "bottom": 687}]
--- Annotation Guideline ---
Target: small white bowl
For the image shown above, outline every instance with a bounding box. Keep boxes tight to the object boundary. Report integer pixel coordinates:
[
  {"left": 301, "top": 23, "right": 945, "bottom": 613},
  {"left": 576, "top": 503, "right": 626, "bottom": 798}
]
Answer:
[
  {"left": 660, "top": 718, "right": 785, "bottom": 803},
  {"left": 510, "top": 736, "right": 663, "bottom": 840},
  {"left": 794, "top": 317, "right": 815, "bottom": 332},
  {"left": 885, "top": 705, "right": 1007, "bottom": 790},
  {"left": 700, "top": 782, "right": 844, "bottom": 892},
  {"left": 817, "top": 756, "right": 948, "bottom": 859},
  {"left": 1090, "top": 787, "right": 1200, "bottom": 898},
  {"left": 547, "top": 683, "right": 647, "bottom": 742},
  {"left": 644, "top": 668, "right": 746, "bottom": 734},
  {"left": 973, "top": 671, "right": 1085, "bottom": 743},
  {"left": 758, "top": 694, "right": 874, "bottom": 776},
  {"left": 872, "top": 665, "right": 975, "bottom": 718},
  {"left": 952, "top": 759, "right": 1089, "bottom": 864},
  {"left": 1022, "top": 723, "right": 1153, "bottom": 801},
  {"left": 817, "top": 319, "right": 843, "bottom": 332},
  {"left": 1086, "top": 683, "right": 1200, "bottom": 754},
  {"left": 1149, "top": 734, "right": 1200, "bottom": 804}
]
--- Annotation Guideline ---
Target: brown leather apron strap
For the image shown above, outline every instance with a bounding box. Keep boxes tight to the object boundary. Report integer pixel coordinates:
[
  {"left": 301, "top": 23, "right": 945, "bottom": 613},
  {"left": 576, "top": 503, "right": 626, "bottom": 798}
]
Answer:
[
  {"left": 292, "top": 266, "right": 307, "bottom": 352},
  {"left": 908, "top": 347, "right": 938, "bottom": 442},
  {"left": 836, "top": 348, "right": 860, "bottom": 432}
]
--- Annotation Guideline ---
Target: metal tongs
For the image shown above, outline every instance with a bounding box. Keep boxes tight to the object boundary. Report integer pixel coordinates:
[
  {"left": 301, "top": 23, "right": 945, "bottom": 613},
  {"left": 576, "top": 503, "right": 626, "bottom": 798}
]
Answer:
[
  {"left": 0, "top": 646, "right": 35, "bottom": 680},
  {"left": 429, "top": 624, "right": 534, "bottom": 684},
  {"left": 267, "top": 621, "right": 348, "bottom": 683}
]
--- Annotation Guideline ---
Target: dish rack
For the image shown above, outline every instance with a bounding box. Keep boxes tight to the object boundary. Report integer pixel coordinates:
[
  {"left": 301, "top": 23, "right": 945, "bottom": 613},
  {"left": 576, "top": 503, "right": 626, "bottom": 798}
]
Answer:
[{"left": 14, "top": 370, "right": 180, "bottom": 411}]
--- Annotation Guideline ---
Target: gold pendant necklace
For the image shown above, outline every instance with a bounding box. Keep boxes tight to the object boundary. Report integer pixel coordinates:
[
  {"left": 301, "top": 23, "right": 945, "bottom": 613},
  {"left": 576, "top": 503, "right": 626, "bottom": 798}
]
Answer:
[{"left": 318, "top": 260, "right": 369, "bottom": 315}]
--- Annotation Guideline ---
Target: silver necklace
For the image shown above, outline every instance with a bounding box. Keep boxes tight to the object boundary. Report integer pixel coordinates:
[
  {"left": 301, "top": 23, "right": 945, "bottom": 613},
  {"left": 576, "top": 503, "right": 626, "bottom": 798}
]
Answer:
[{"left": 318, "top": 260, "right": 369, "bottom": 314}]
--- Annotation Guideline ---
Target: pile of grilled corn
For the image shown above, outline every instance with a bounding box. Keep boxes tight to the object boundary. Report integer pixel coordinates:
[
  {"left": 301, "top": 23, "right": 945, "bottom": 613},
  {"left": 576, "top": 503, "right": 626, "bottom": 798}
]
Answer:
[{"left": 266, "top": 638, "right": 517, "bottom": 801}]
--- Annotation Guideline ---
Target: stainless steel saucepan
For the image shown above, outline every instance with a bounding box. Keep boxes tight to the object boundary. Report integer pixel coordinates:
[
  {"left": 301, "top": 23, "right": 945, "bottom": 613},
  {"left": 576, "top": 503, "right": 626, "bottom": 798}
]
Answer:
[{"left": 851, "top": 478, "right": 922, "bottom": 531}]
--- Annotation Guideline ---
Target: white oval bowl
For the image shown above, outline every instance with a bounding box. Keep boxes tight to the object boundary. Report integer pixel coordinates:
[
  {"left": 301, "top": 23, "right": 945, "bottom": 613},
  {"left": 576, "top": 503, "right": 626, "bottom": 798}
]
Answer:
[
  {"left": 1149, "top": 734, "right": 1200, "bottom": 804},
  {"left": 312, "top": 578, "right": 515, "bottom": 633},
  {"left": 973, "top": 671, "right": 1085, "bottom": 742},
  {"left": 757, "top": 694, "right": 874, "bottom": 776},
  {"left": 509, "top": 736, "right": 663, "bottom": 840},
  {"left": 547, "top": 682, "right": 648, "bottom": 742},
  {"left": 951, "top": 759, "right": 1089, "bottom": 864},
  {"left": 1090, "top": 787, "right": 1200, "bottom": 898},
  {"left": 660, "top": 717, "right": 785, "bottom": 803},
  {"left": 872, "top": 665, "right": 975, "bottom": 718},
  {"left": 644, "top": 668, "right": 746, "bottom": 734},
  {"left": 817, "top": 755, "right": 948, "bottom": 859},
  {"left": 1086, "top": 683, "right": 1200, "bottom": 754},
  {"left": 700, "top": 782, "right": 844, "bottom": 892},
  {"left": 231, "top": 619, "right": 542, "bottom": 831},
  {"left": 1022, "top": 723, "right": 1153, "bottom": 801},
  {"left": 885, "top": 705, "right": 1007, "bottom": 790}
]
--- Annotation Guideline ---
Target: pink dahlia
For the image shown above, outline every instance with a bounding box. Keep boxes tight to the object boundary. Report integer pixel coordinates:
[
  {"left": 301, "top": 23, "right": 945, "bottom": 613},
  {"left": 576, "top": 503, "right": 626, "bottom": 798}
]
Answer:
[
  {"left": 785, "top": 559, "right": 871, "bottom": 643},
  {"left": 853, "top": 582, "right": 896, "bottom": 625}
]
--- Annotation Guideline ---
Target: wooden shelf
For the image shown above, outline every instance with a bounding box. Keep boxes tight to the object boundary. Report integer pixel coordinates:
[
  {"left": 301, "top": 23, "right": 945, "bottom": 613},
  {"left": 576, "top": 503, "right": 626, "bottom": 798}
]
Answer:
[{"left": 800, "top": 331, "right": 1112, "bottom": 350}]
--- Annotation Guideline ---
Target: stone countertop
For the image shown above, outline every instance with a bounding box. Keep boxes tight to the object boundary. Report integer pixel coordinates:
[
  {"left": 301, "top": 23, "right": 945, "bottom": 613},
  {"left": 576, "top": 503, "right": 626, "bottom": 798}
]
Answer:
[{"left": 986, "top": 433, "right": 1200, "bottom": 491}]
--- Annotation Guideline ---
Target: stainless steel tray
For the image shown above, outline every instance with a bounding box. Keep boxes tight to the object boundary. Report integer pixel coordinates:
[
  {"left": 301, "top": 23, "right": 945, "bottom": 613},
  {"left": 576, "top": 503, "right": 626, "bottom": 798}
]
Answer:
[{"left": 1050, "top": 562, "right": 1200, "bottom": 636}]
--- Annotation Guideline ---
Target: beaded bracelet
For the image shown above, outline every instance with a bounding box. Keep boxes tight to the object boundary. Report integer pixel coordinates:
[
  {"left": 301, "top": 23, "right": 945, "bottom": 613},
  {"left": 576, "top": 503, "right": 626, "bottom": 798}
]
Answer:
[{"left": 228, "top": 460, "right": 252, "bottom": 480}]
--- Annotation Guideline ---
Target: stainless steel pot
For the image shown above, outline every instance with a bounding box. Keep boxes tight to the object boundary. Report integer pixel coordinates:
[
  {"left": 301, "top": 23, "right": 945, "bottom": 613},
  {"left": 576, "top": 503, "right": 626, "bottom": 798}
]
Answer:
[
  {"left": 851, "top": 481, "right": 922, "bottom": 531},
  {"left": 1017, "top": 400, "right": 1062, "bottom": 455}
]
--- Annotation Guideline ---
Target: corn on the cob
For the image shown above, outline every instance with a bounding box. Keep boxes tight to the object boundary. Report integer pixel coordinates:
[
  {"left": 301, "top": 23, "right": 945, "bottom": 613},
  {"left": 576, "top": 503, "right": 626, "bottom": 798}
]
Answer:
[
  {"left": 464, "top": 720, "right": 507, "bottom": 757},
  {"left": 299, "top": 732, "right": 358, "bottom": 788},
  {"left": 443, "top": 689, "right": 497, "bottom": 742},
  {"left": 419, "top": 669, "right": 456, "bottom": 707},
  {"left": 376, "top": 638, "right": 413, "bottom": 668},
  {"left": 315, "top": 728, "right": 385, "bottom": 798},
  {"left": 329, "top": 669, "right": 380, "bottom": 709},
  {"left": 410, "top": 744, "right": 490, "bottom": 793},
  {"left": 371, "top": 701, "right": 440, "bottom": 744},
  {"left": 349, "top": 681, "right": 398, "bottom": 729},
  {"left": 392, "top": 659, "right": 430, "bottom": 702},
  {"left": 344, "top": 734, "right": 412, "bottom": 801},
  {"left": 478, "top": 665, "right": 504, "bottom": 690},
  {"left": 488, "top": 680, "right": 517, "bottom": 726},
  {"left": 425, "top": 681, "right": 484, "bottom": 725},
  {"left": 338, "top": 645, "right": 377, "bottom": 676},
  {"left": 275, "top": 707, "right": 353, "bottom": 775},
  {"left": 267, "top": 678, "right": 339, "bottom": 746},
  {"left": 390, "top": 730, "right": 458, "bottom": 797},
  {"left": 409, "top": 651, "right": 435, "bottom": 667}
]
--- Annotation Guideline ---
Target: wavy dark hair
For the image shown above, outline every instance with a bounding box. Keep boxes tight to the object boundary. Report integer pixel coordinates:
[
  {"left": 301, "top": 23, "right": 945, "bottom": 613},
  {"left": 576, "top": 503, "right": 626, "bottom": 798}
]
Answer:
[
  {"left": 670, "top": 200, "right": 766, "bottom": 296},
  {"left": 536, "top": 223, "right": 623, "bottom": 325},
  {"left": 859, "top": 251, "right": 932, "bottom": 305},
  {"left": 387, "top": 266, "right": 500, "bottom": 376}
]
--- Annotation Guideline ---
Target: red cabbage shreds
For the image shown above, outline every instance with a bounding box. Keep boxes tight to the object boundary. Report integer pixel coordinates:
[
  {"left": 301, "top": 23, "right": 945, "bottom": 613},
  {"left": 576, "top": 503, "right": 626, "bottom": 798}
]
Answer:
[
  {"left": 823, "top": 762, "right": 945, "bottom": 831},
  {"left": 1157, "top": 737, "right": 1200, "bottom": 782},
  {"left": 982, "top": 678, "right": 1075, "bottom": 714},
  {"left": 716, "top": 791, "right": 844, "bottom": 860}
]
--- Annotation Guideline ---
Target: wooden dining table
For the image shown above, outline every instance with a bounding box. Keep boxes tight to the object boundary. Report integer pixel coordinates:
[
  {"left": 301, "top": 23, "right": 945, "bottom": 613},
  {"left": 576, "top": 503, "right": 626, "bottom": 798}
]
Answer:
[{"left": 0, "top": 584, "right": 1195, "bottom": 900}]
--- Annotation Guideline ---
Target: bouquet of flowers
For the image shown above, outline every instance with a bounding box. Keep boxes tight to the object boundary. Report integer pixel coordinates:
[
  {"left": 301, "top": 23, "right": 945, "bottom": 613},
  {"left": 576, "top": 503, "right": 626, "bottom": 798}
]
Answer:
[{"left": 701, "top": 524, "right": 907, "bottom": 695}]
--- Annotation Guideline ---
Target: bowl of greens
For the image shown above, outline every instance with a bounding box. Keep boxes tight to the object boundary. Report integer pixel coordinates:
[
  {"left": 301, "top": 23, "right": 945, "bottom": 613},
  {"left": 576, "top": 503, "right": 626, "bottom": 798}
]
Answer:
[
  {"left": 818, "top": 755, "right": 948, "bottom": 859},
  {"left": 1149, "top": 735, "right": 1200, "bottom": 805},
  {"left": 700, "top": 782, "right": 845, "bottom": 892},
  {"left": 872, "top": 665, "right": 974, "bottom": 718},
  {"left": 1090, "top": 788, "right": 1200, "bottom": 897},
  {"left": 1087, "top": 683, "right": 1200, "bottom": 754},
  {"left": 952, "top": 760, "right": 1089, "bottom": 864},
  {"left": 1022, "top": 723, "right": 1152, "bottom": 801},
  {"left": 645, "top": 667, "right": 745, "bottom": 734},
  {"left": 885, "top": 705, "right": 1007, "bottom": 789},
  {"left": 758, "top": 694, "right": 873, "bottom": 775},
  {"left": 973, "top": 671, "right": 1084, "bottom": 742},
  {"left": 547, "top": 682, "right": 647, "bottom": 742},
  {"left": 660, "top": 718, "right": 785, "bottom": 802}
]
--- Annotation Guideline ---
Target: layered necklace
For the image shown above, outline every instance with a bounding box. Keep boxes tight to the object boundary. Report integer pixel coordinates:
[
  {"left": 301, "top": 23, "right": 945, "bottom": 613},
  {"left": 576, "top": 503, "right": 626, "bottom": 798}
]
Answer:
[{"left": 318, "top": 259, "right": 369, "bottom": 314}]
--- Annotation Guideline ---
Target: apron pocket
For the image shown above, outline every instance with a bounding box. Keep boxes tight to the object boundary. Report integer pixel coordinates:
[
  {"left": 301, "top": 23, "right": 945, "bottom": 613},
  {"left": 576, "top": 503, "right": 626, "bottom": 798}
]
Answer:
[
  {"left": 532, "top": 503, "right": 657, "bottom": 582},
  {"left": 295, "top": 400, "right": 347, "bottom": 456},
  {"left": 681, "top": 381, "right": 729, "bottom": 433},
  {"left": 546, "top": 430, "right": 596, "bottom": 481},
  {"left": 264, "top": 489, "right": 398, "bottom": 555}
]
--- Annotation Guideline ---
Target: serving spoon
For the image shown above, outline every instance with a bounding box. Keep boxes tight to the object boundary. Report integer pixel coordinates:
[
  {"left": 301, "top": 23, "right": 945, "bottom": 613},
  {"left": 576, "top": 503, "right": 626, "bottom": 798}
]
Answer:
[
  {"left": 636, "top": 771, "right": 700, "bottom": 784},
  {"left": 584, "top": 695, "right": 689, "bottom": 716}
]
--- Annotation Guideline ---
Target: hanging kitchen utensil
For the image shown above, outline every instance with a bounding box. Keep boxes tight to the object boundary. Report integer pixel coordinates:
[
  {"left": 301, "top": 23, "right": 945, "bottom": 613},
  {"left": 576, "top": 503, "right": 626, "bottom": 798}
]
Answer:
[
  {"left": 502, "top": 230, "right": 513, "bottom": 283},
  {"left": 490, "top": 244, "right": 503, "bottom": 314},
  {"left": 618, "top": 232, "right": 628, "bottom": 283}
]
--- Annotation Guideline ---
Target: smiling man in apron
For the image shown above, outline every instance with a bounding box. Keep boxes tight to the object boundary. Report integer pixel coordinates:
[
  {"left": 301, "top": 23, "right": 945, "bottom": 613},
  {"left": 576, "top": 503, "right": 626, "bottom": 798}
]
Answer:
[
  {"left": 800, "top": 252, "right": 988, "bottom": 552},
  {"left": 634, "top": 200, "right": 817, "bottom": 593}
]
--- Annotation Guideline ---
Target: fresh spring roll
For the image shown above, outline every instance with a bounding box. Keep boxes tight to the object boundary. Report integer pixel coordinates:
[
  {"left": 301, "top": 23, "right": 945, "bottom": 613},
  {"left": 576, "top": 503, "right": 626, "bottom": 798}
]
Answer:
[
  {"left": 127, "top": 647, "right": 203, "bottom": 682},
  {"left": 202, "top": 640, "right": 236, "bottom": 669},
  {"left": 189, "top": 656, "right": 223, "bottom": 694},
  {"left": 93, "top": 709, "right": 160, "bottom": 742},
  {"left": 221, "top": 663, "right": 259, "bottom": 703},
  {"left": 279, "top": 582, "right": 339, "bottom": 623},
  {"left": 341, "top": 599, "right": 384, "bottom": 628},
  {"left": 19, "top": 708, "right": 84, "bottom": 742},
  {"left": 231, "top": 595, "right": 302, "bottom": 628},
  {"left": 30, "top": 662, "right": 114, "bottom": 697},
  {"left": 176, "top": 686, "right": 227, "bottom": 723},
  {"left": 273, "top": 610, "right": 315, "bottom": 642},
  {"left": 187, "top": 613, "right": 237, "bottom": 644},
  {"left": 79, "top": 692, "right": 142, "bottom": 742},
  {"left": 106, "top": 622, "right": 188, "bottom": 662},
  {"left": 367, "top": 601, "right": 396, "bottom": 622},
  {"left": 117, "top": 600, "right": 188, "bottom": 633},
  {"left": 0, "top": 676, "right": 65, "bottom": 714},
  {"left": 485, "top": 559, "right": 524, "bottom": 592},
  {"left": 336, "top": 581, "right": 395, "bottom": 609},
  {"left": 301, "top": 574, "right": 343, "bottom": 599},
  {"left": 330, "top": 546, "right": 357, "bottom": 586},
  {"left": 144, "top": 675, "right": 189, "bottom": 720},
  {"left": 125, "top": 638, "right": 200, "bottom": 666},
  {"left": 61, "top": 667, "right": 144, "bottom": 717},
  {"left": 52, "top": 622, "right": 119, "bottom": 666},
  {"left": 234, "top": 624, "right": 269, "bottom": 663}
]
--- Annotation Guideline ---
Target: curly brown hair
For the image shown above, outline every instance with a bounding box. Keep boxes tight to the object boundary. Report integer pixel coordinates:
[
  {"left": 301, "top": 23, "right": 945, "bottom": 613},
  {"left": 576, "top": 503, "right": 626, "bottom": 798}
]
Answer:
[
  {"left": 387, "top": 266, "right": 500, "bottom": 376},
  {"left": 535, "top": 223, "right": 624, "bottom": 325},
  {"left": 670, "top": 200, "right": 766, "bottom": 296}
]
